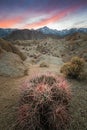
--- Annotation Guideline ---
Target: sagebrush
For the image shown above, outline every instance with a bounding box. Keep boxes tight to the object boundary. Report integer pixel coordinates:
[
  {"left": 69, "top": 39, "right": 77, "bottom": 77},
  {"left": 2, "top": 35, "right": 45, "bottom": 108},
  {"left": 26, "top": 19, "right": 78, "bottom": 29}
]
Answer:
[{"left": 60, "top": 57, "right": 85, "bottom": 79}]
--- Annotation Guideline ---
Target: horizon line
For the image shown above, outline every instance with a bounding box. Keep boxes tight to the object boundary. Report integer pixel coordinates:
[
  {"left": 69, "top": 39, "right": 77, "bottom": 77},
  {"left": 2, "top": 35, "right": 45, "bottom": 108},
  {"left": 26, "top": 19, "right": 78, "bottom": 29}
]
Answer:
[{"left": 0, "top": 26, "right": 87, "bottom": 31}]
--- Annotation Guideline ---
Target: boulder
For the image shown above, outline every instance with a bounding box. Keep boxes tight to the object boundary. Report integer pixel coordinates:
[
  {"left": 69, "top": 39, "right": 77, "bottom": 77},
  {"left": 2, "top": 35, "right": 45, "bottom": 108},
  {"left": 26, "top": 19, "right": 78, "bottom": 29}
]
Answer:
[{"left": 0, "top": 52, "right": 27, "bottom": 77}]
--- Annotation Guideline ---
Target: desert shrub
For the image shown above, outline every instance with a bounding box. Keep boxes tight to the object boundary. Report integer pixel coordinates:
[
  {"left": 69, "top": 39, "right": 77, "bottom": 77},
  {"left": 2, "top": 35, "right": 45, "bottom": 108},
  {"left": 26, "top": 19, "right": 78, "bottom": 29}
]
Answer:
[
  {"left": 15, "top": 73, "right": 71, "bottom": 130},
  {"left": 24, "top": 69, "right": 29, "bottom": 76},
  {"left": 60, "top": 57, "right": 85, "bottom": 79},
  {"left": 30, "top": 59, "right": 36, "bottom": 64},
  {"left": 40, "top": 62, "right": 49, "bottom": 68}
]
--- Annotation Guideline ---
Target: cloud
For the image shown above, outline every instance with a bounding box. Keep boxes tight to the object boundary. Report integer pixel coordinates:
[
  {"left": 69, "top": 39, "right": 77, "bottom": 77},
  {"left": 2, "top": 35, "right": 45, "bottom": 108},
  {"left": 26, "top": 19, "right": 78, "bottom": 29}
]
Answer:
[
  {"left": 0, "top": 8, "right": 36, "bottom": 28},
  {"left": 0, "top": 0, "right": 87, "bottom": 28},
  {"left": 72, "top": 20, "right": 87, "bottom": 28},
  {"left": 0, "top": 16, "right": 25, "bottom": 28},
  {"left": 0, "top": 20, "right": 19, "bottom": 28},
  {"left": 74, "top": 21, "right": 87, "bottom": 25},
  {"left": 24, "top": 5, "right": 81, "bottom": 29}
]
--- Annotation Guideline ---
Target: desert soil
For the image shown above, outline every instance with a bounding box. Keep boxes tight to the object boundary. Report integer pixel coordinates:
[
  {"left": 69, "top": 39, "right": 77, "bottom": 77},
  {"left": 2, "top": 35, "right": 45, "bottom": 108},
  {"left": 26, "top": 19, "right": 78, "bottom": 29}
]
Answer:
[{"left": 0, "top": 38, "right": 87, "bottom": 130}]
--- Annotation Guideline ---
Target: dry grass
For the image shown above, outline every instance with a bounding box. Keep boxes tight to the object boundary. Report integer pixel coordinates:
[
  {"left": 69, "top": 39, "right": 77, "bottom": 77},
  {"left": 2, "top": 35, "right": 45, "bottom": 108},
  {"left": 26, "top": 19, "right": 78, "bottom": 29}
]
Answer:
[{"left": 68, "top": 79, "right": 87, "bottom": 130}]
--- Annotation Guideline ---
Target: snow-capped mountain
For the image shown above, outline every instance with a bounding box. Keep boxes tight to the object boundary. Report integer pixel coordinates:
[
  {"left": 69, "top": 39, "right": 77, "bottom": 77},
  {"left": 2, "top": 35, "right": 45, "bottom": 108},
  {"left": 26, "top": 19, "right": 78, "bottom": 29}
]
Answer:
[
  {"left": 37, "top": 26, "right": 87, "bottom": 37},
  {"left": 37, "top": 26, "right": 59, "bottom": 35},
  {"left": 0, "top": 27, "right": 87, "bottom": 38}
]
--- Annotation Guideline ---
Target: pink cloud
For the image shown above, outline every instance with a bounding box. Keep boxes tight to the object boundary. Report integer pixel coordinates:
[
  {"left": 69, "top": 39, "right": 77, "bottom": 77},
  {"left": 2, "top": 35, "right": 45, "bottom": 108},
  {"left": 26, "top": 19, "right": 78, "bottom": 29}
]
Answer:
[
  {"left": 24, "top": 5, "right": 81, "bottom": 29},
  {"left": 0, "top": 17, "right": 23, "bottom": 28},
  {"left": 0, "top": 3, "right": 84, "bottom": 29}
]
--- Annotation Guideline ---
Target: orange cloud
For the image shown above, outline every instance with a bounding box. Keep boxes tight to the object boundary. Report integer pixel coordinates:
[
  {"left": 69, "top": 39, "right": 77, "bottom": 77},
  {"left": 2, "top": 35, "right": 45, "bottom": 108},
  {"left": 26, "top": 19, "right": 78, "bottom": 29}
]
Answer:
[
  {"left": 0, "top": 9, "right": 33, "bottom": 28},
  {"left": 24, "top": 5, "right": 81, "bottom": 29},
  {"left": 0, "top": 16, "right": 24, "bottom": 28}
]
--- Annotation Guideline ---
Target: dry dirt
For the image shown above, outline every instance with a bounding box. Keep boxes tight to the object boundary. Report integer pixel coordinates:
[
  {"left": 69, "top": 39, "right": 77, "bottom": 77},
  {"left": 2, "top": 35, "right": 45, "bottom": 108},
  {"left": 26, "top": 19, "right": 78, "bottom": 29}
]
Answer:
[{"left": 0, "top": 38, "right": 87, "bottom": 130}]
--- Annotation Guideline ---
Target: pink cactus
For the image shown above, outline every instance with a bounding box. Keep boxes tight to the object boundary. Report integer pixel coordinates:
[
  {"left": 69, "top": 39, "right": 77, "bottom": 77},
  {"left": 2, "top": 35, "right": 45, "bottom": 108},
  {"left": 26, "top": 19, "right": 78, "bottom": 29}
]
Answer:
[{"left": 16, "top": 72, "right": 71, "bottom": 130}]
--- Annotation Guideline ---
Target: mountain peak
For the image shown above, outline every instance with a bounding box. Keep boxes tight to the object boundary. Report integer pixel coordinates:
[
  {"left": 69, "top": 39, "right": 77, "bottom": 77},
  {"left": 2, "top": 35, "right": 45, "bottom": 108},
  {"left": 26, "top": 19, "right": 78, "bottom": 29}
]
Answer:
[
  {"left": 41, "top": 26, "right": 49, "bottom": 29},
  {"left": 37, "top": 26, "right": 56, "bottom": 35},
  {"left": 39, "top": 26, "right": 50, "bottom": 31}
]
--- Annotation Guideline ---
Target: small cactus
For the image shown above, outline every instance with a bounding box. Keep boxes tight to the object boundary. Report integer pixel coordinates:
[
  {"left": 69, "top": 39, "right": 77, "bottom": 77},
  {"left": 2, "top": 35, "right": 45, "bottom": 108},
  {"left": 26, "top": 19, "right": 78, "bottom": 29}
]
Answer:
[{"left": 15, "top": 73, "right": 71, "bottom": 130}]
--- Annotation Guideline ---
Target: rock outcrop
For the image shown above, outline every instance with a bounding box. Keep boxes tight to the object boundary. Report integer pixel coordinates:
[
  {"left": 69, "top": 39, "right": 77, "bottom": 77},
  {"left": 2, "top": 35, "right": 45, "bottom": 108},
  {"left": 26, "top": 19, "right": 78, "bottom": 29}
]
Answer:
[
  {"left": 0, "top": 38, "right": 26, "bottom": 60},
  {"left": 0, "top": 52, "right": 27, "bottom": 77}
]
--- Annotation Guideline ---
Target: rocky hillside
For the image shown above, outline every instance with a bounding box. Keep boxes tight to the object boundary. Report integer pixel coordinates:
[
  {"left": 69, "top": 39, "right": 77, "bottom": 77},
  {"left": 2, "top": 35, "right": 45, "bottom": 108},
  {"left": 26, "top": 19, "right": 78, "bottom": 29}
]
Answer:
[
  {"left": 65, "top": 32, "right": 87, "bottom": 41},
  {"left": 0, "top": 38, "right": 27, "bottom": 77},
  {"left": 63, "top": 33, "right": 87, "bottom": 62},
  {"left": 5, "top": 29, "right": 48, "bottom": 40},
  {"left": 0, "top": 52, "right": 27, "bottom": 77},
  {"left": 0, "top": 38, "right": 26, "bottom": 60}
]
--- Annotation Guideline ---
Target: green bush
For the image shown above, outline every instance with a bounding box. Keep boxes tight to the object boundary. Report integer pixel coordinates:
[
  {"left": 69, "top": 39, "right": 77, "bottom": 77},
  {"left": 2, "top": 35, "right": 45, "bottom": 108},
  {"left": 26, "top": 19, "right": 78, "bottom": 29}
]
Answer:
[
  {"left": 15, "top": 73, "right": 71, "bottom": 130},
  {"left": 60, "top": 57, "right": 85, "bottom": 79}
]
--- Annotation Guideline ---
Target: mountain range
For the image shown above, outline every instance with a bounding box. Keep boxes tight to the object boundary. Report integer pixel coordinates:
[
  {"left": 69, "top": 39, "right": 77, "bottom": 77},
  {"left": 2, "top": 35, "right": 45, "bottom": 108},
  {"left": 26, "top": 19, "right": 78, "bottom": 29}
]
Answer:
[
  {"left": 5, "top": 29, "right": 47, "bottom": 40},
  {"left": 0, "top": 26, "right": 87, "bottom": 39},
  {"left": 37, "top": 26, "right": 87, "bottom": 36}
]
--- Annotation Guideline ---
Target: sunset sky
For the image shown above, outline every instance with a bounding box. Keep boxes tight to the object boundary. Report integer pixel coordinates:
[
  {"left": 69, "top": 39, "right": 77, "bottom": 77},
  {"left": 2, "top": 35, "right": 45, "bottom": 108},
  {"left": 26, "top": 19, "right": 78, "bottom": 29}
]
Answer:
[{"left": 0, "top": 0, "right": 87, "bottom": 30}]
